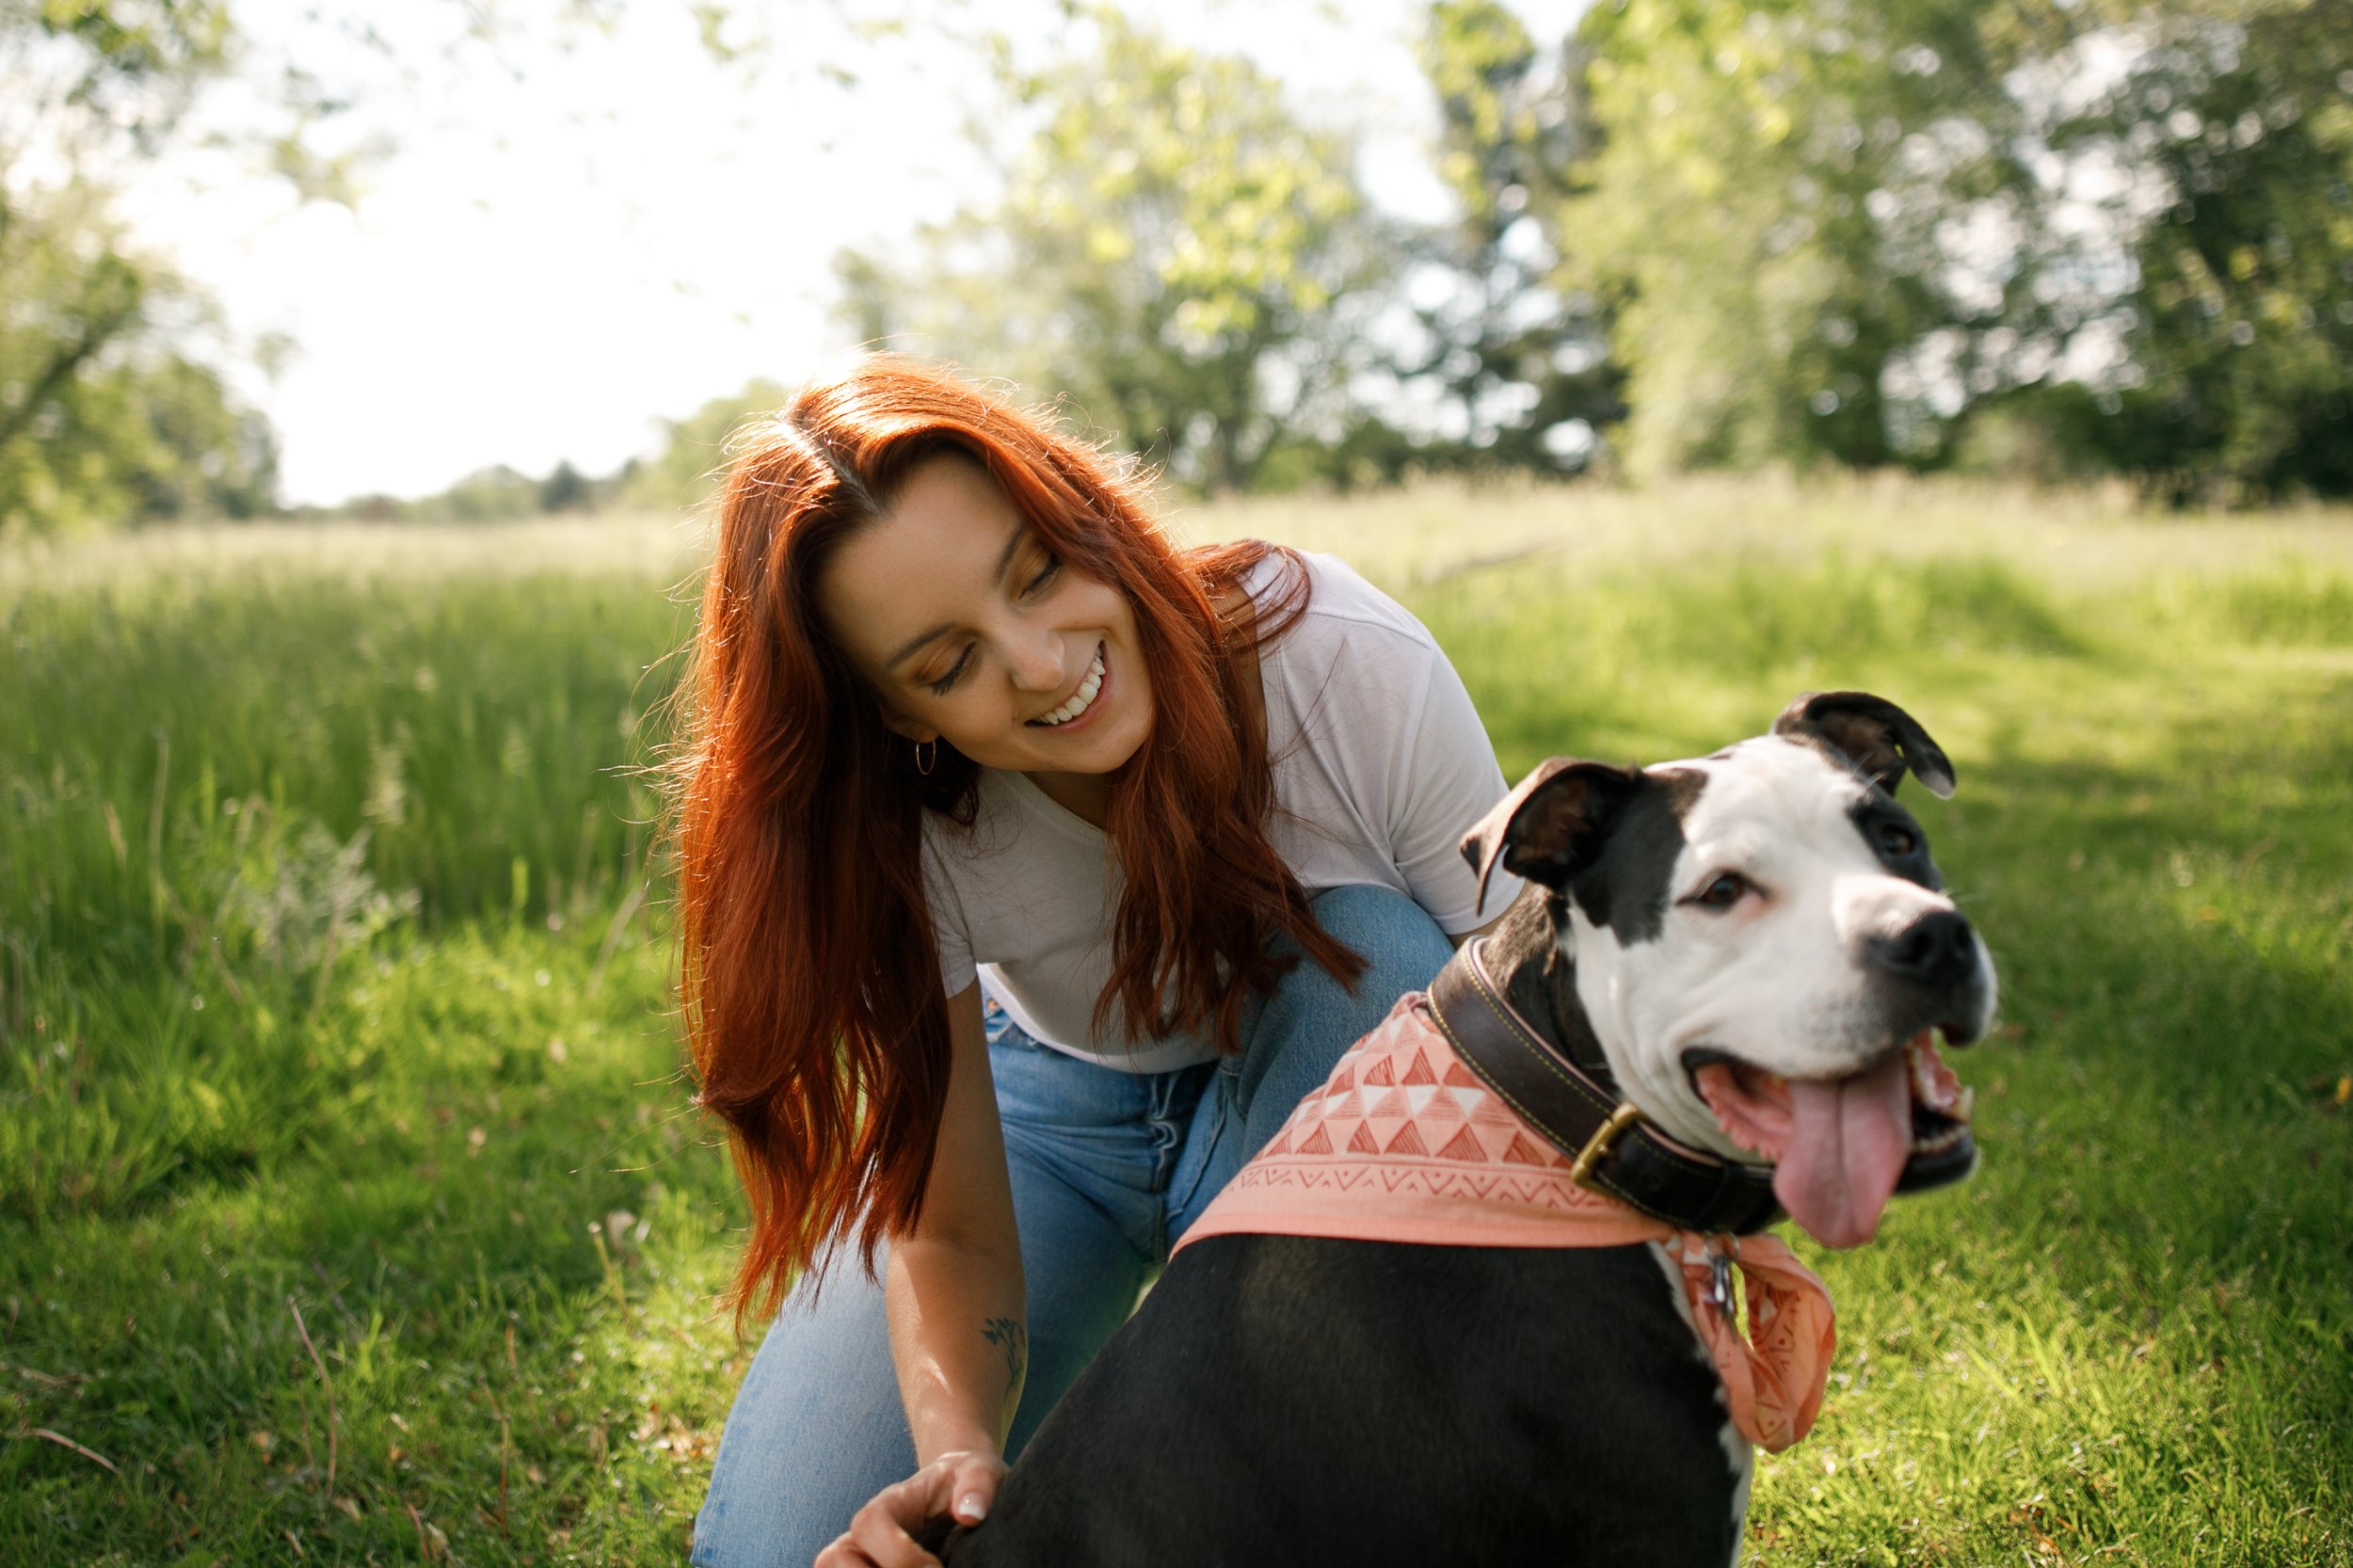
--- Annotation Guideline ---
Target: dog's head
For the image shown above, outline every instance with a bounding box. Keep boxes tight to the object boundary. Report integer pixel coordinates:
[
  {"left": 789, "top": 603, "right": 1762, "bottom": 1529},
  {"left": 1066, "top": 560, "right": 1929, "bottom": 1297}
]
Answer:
[{"left": 1461, "top": 692, "right": 1995, "bottom": 1250}]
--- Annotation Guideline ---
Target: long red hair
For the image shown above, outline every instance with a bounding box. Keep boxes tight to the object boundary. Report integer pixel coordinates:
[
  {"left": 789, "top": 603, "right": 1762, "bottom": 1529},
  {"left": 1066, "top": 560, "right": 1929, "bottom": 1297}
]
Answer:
[{"left": 669, "top": 356, "right": 1363, "bottom": 1320}]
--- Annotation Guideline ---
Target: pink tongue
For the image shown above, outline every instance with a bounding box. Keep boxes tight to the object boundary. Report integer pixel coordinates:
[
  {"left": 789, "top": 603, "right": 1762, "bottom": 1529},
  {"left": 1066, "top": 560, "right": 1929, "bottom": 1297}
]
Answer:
[{"left": 1772, "top": 1051, "right": 1913, "bottom": 1249}]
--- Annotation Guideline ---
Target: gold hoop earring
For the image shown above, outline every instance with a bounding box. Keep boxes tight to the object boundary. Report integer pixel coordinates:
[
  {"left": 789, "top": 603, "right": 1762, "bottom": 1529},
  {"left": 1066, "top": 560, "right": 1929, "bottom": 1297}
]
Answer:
[{"left": 914, "top": 739, "right": 936, "bottom": 776}]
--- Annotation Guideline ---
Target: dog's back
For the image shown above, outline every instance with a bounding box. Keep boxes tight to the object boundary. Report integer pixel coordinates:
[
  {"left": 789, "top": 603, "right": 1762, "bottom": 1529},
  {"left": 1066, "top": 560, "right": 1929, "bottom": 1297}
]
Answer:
[{"left": 945, "top": 1232, "right": 1744, "bottom": 1568}]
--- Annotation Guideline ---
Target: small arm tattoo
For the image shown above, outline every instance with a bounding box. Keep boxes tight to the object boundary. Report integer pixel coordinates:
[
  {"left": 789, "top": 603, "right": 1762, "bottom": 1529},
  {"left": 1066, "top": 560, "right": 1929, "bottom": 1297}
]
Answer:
[{"left": 980, "top": 1316, "right": 1027, "bottom": 1399}]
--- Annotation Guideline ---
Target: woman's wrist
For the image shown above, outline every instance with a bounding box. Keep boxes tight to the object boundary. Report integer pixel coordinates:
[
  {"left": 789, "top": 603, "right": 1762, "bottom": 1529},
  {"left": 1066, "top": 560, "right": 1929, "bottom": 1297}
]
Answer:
[{"left": 914, "top": 1430, "right": 1004, "bottom": 1468}]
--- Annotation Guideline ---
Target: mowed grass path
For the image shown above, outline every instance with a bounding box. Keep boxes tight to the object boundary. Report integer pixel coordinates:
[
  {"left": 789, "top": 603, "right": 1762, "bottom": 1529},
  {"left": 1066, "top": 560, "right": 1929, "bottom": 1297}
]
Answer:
[{"left": 4, "top": 481, "right": 2349, "bottom": 1565}]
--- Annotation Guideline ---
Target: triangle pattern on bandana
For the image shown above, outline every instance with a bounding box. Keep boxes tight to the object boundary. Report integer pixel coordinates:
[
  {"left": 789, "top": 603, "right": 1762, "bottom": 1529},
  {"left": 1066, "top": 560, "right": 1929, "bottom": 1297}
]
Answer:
[
  {"left": 1434, "top": 1124, "right": 1487, "bottom": 1163},
  {"left": 1470, "top": 1093, "right": 1517, "bottom": 1128},
  {"left": 1501, "top": 1132, "right": 1551, "bottom": 1166}
]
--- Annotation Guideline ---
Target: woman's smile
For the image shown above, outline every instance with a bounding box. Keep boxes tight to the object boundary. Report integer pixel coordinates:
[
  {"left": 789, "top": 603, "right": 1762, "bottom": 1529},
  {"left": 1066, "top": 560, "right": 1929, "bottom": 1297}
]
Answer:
[{"left": 1027, "top": 642, "right": 1108, "bottom": 729}]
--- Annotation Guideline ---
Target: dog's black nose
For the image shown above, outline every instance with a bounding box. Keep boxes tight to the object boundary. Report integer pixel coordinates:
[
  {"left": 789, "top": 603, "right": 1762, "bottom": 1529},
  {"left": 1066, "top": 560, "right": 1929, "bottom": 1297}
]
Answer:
[{"left": 1866, "top": 910, "right": 1978, "bottom": 990}]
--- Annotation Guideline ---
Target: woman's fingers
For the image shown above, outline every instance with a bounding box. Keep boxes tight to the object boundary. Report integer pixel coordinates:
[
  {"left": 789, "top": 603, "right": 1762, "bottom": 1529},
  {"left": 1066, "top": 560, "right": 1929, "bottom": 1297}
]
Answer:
[
  {"left": 844, "top": 1472, "right": 947, "bottom": 1568},
  {"left": 817, "top": 1452, "right": 1008, "bottom": 1568},
  {"left": 812, "top": 1530, "right": 868, "bottom": 1568}
]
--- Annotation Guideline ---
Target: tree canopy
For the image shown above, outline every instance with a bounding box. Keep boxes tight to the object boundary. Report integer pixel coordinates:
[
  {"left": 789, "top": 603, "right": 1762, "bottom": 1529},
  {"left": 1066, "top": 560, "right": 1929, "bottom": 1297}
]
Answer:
[
  {"left": 1552, "top": 0, "right": 2352, "bottom": 497},
  {"left": 837, "top": 8, "right": 1393, "bottom": 493}
]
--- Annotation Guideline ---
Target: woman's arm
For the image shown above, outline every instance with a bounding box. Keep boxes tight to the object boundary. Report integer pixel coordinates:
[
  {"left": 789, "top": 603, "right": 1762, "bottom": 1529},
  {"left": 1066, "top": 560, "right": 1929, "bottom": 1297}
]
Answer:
[
  {"left": 887, "top": 979, "right": 1026, "bottom": 1464},
  {"left": 822, "top": 980, "right": 1024, "bottom": 1568}
]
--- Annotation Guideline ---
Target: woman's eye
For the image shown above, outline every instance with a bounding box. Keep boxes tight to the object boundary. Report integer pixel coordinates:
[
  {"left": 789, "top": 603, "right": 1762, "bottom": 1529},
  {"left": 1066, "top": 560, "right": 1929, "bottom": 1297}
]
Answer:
[
  {"left": 1880, "top": 824, "right": 1918, "bottom": 856},
  {"left": 926, "top": 648, "right": 972, "bottom": 696},
  {"left": 1023, "top": 552, "right": 1061, "bottom": 596},
  {"left": 1696, "top": 872, "right": 1747, "bottom": 909}
]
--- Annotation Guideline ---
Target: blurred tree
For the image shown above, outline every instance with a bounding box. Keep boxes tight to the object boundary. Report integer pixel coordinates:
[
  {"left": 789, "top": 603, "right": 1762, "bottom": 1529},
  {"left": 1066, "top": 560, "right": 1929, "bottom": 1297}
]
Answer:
[
  {"left": 835, "top": 9, "right": 1392, "bottom": 492},
  {"left": 618, "top": 377, "right": 790, "bottom": 515},
  {"left": 1396, "top": 0, "right": 1623, "bottom": 475},
  {"left": 539, "top": 458, "right": 592, "bottom": 513},
  {"left": 2051, "top": 2, "right": 2353, "bottom": 501},
  {"left": 0, "top": 176, "right": 277, "bottom": 534},
  {"left": 1558, "top": 0, "right": 2109, "bottom": 477},
  {"left": 440, "top": 466, "right": 543, "bottom": 522},
  {"left": 1553, "top": 0, "right": 2351, "bottom": 499},
  {"left": 0, "top": 1, "right": 272, "bottom": 534}
]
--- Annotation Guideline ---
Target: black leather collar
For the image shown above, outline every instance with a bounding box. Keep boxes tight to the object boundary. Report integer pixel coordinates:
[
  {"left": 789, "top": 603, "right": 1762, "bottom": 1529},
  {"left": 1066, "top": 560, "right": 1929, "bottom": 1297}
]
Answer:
[{"left": 1425, "top": 938, "right": 1785, "bottom": 1237}]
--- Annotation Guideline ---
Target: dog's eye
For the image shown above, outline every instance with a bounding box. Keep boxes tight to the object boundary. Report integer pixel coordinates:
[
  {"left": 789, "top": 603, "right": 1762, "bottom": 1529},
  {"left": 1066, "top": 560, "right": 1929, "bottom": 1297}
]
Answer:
[
  {"left": 1879, "top": 823, "right": 1919, "bottom": 857},
  {"left": 1694, "top": 872, "right": 1747, "bottom": 910}
]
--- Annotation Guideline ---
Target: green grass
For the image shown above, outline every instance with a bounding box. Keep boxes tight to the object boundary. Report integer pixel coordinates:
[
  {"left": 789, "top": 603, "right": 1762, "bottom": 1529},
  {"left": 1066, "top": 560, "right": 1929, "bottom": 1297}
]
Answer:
[{"left": 4, "top": 480, "right": 2350, "bottom": 1564}]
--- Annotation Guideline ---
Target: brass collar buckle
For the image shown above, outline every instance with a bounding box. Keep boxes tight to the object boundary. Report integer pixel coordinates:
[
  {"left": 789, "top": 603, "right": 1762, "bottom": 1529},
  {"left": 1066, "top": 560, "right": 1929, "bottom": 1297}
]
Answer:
[{"left": 1565, "top": 1098, "right": 1646, "bottom": 1191}]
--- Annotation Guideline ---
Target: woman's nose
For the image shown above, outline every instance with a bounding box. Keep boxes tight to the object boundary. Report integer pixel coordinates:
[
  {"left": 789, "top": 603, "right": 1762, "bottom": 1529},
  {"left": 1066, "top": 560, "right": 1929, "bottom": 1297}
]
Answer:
[{"left": 1005, "top": 628, "right": 1067, "bottom": 693}]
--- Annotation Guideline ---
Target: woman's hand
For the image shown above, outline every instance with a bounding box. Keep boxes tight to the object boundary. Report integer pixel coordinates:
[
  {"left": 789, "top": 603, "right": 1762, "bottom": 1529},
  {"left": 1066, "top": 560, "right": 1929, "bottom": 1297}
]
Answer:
[{"left": 815, "top": 1449, "right": 1008, "bottom": 1568}]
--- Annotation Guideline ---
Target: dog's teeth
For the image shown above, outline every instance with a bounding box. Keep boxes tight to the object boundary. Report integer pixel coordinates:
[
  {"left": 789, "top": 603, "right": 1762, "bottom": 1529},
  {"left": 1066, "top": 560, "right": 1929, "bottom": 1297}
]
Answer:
[
  {"left": 1953, "top": 1085, "right": 1975, "bottom": 1124},
  {"left": 1911, "top": 1125, "right": 1964, "bottom": 1155}
]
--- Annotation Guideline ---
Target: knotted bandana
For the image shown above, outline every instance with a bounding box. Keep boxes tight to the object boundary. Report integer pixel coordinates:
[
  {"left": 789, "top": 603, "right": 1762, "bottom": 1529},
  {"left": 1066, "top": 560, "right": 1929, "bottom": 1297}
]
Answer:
[{"left": 1176, "top": 993, "right": 1838, "bottom": 1451}]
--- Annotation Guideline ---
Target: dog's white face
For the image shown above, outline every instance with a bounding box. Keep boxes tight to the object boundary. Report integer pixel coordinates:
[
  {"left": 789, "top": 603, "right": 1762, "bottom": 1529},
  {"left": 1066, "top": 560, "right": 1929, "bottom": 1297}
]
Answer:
[{"left": 1469, "top": 699, "right": 1996, "bottom": 1250}]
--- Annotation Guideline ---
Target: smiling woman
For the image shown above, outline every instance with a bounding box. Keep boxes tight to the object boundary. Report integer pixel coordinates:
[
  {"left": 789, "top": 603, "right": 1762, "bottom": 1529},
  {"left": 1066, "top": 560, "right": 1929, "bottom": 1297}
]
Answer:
[{"left": 671, "top": 357, "right": 1521, "bottom": 1568}]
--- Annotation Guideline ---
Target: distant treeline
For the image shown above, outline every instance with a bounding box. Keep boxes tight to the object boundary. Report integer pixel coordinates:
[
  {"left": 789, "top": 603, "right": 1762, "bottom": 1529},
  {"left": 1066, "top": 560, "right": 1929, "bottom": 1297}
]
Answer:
[
  {"left": 8, "top": 0, "right": 2350, "bottom": 535},
  {"left": 320, "top": 459, "right": 632, "bottom": 525},
  {"left": 301, "top": 380, "right": 789, "bottom": 524}
]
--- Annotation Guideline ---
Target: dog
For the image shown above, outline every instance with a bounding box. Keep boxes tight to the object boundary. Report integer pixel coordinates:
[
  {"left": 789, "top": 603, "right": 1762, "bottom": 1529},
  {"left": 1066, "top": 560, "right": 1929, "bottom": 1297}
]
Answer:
[{"left": 938, "top": 692, "right": 1996, "bottom": 1567}]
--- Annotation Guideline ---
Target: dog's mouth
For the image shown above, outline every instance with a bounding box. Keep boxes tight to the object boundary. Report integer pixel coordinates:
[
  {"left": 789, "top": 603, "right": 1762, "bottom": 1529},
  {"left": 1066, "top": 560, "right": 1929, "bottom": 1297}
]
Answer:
[{"left": 1683, "top": 1032, "right": 1977, "bottom": 1251}]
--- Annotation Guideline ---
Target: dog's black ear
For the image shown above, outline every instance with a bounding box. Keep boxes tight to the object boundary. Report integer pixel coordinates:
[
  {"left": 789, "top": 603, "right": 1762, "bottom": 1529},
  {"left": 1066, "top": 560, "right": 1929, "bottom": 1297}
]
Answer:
[
  {"left": 1773, "top": 692, "right": 1956, "bottom": 799},
  {"left": 1461, "top": 760, "right": 1646, "bottom": 914}
]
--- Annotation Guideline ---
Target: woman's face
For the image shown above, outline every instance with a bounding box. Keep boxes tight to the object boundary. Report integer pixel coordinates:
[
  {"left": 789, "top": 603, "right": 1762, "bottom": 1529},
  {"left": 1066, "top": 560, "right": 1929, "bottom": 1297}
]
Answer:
[{"left": 817, "top": 453, "right": 1153, "bottom": 782}]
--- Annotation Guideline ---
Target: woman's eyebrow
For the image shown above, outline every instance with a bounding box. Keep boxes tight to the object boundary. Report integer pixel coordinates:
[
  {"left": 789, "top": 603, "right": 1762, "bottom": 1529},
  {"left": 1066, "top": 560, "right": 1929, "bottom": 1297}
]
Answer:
[{"left": 883, "top": 521, "right": 1032, "bottom": 671}]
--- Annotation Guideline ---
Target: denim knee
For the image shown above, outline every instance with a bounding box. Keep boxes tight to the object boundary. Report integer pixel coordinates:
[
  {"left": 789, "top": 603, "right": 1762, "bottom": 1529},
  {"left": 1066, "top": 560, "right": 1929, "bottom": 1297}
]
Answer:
[
  {"left": 1307, "top": 884, "right": 1457, "bottom": 987},
  {"left": 1230, "top": 885, "right": 1455, "bottom": 1131}
]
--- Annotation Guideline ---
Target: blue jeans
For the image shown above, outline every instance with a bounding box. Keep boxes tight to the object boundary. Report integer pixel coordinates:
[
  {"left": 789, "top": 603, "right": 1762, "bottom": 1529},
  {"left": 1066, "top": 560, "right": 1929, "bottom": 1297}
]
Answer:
[{"left": 692, "top": 884, "right": 1455, "bottom": 1567}]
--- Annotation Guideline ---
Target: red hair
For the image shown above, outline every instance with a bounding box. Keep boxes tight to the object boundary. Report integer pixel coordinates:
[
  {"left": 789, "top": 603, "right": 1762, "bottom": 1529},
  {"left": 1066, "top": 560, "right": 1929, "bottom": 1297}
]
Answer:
[{"left": 669, "top": 356, "right": 1363, "bottom": 1320}]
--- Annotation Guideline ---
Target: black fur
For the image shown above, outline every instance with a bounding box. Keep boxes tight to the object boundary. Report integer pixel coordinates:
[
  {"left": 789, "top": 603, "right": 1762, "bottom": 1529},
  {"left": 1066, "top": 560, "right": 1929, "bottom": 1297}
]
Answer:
[
  {"left": 1569, "top": 769, "right": 1705, "bottom": 945},
  {"left": 1772, "top": 692, "right": 1957, "bottom": 800},
  {"left": 1847, "top": 793, "right": 1942, "bottom": 892},
  {"left": 943, "top": 1235, "right": 1740, "bottom": 1568}
]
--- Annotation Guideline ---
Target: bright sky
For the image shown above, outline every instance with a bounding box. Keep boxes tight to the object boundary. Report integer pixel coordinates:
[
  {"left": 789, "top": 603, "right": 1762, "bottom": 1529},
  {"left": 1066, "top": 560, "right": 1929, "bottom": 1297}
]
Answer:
[{"left": 119, "top": 0, "right": 1588, "bottom": 505}]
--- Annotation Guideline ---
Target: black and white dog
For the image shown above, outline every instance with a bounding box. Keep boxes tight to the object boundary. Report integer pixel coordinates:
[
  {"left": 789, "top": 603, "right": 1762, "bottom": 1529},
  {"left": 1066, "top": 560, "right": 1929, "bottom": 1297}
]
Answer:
[{"left": 940, "top": 693, "right": 1997, "bottom": 1568}]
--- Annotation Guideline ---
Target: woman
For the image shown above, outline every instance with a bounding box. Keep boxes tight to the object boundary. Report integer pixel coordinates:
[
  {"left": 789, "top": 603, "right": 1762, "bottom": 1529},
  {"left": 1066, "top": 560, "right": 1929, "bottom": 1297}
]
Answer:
[{"left": 679, "top": 357, "right": 1523, "bottom": 1568}]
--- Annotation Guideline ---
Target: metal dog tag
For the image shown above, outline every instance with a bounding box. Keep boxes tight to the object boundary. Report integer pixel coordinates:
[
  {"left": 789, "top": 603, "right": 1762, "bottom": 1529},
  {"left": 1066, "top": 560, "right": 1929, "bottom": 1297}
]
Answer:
[{"left": 1707, "top": 1250, "right": 1735, "bottom": 1312}]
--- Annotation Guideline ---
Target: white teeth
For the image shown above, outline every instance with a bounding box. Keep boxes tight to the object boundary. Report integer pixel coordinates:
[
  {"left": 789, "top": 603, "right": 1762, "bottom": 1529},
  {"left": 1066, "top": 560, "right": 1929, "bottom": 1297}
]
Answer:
[
  {"left": 1032, "top": 647, "right": 1106, "bottom": 727},
  {"left": 1911, "top": 1124, "right": 1969, "bottom": 1155}
]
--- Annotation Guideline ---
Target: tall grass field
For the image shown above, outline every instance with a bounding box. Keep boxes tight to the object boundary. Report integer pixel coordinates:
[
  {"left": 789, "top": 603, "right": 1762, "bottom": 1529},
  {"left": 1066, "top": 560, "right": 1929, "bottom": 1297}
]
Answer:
[{"left": 4, "top": 478, "right": 2348, "bottom": 1564}]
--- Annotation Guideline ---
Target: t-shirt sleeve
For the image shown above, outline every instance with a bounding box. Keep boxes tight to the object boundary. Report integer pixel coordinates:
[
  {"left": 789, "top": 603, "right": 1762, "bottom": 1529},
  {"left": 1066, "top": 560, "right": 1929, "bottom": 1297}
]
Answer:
[
  {"left": 920, "top": 829, "right": 979, "bottom": 998},
  {"left": 1386, "top": 647, "right": 1524, "bottom": 933}
]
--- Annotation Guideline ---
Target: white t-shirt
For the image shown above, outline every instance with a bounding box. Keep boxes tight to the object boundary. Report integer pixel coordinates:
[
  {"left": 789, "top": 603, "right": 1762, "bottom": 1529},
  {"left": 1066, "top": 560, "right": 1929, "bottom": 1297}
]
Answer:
[{"left": 920, "top": 551, "right": 1522, "bottom": 1072}]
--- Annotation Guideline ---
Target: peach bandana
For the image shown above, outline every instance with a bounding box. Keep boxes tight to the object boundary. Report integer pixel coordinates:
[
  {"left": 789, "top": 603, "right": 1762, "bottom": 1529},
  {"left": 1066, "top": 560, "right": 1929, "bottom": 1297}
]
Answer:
[{"left": 1176, "top": 993, "right": 1838, "bottom": 1451}]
